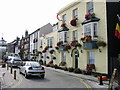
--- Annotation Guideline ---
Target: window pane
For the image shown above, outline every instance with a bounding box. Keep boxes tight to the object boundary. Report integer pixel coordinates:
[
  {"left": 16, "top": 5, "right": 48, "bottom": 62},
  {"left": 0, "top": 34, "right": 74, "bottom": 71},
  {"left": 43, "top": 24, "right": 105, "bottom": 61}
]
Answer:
[
  {"left": 73, "top": 30, "right": 78, "bottom": 40},
  {"left": 84, "top": 24, "right": 91, "bottom": 36},
  {"left": 73, "top": 9, "right": 78, "bottom": 18},
  {"left": 62, "top": 14, "right": 66, "bottom": 23},
  {"left": 64, "top": 32, "right": 68, "bottom": 42},
  {"left": 62, "top": 53, "right": 66, "bottom": 62},
  {"left": 93, "top": 23, "right": 97, "bottom": 36},
  {"left": 87, "top": 1, "right": 93, "bottom": 14},
  {"left": 88, "top": 51, "right": 95, "bottom": 64}
]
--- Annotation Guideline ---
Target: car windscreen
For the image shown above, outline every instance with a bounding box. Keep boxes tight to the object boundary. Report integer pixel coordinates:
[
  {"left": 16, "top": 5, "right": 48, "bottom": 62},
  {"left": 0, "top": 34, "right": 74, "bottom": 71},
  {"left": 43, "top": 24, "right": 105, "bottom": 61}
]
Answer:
[
  {"left": 13, "top": 59, "right": 22, "bottom": 61},
  {"left": 30, "top": 62, "right": 40, "bottom": 67}
]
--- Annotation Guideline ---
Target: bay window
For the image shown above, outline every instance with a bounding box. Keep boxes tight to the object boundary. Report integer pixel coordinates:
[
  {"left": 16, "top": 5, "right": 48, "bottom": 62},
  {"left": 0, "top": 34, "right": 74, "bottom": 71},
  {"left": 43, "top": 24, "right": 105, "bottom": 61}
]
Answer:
[
  {"left": 59, "top": 32, "right": 68, "bottom": 42},
  {"left": 83, "top": 22, "right": 98, "bottom": 40}
]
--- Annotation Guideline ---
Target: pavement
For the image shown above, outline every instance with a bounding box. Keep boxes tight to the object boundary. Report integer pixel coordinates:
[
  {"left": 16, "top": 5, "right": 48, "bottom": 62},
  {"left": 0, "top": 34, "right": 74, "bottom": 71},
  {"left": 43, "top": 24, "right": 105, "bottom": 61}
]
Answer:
[
  {"left": 0, "top": 64, "right": 18, "bottom": 89},
  {"left": 43, "top": 66, "right": 109, "bottom": 89},
  {"left": 0, "top": 63, "right": 109, "bottom": 89}
]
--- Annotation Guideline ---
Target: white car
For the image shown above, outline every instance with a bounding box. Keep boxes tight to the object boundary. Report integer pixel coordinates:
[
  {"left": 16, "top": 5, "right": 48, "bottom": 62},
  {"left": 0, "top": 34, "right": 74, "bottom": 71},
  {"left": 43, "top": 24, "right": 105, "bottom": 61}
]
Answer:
[
  {"left": 7, "top": 57, "right": 22, "bottom": 67},
  {"left": 19, "top": 61, "right": 45, "bottom": 79}
]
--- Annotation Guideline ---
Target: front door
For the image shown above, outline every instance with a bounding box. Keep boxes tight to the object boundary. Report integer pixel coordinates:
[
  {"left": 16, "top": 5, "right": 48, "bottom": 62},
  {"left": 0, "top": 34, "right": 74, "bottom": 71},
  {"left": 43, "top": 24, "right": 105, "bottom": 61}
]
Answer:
[{"left": 74, "top": 51, "right": 79, "bottom": 69}]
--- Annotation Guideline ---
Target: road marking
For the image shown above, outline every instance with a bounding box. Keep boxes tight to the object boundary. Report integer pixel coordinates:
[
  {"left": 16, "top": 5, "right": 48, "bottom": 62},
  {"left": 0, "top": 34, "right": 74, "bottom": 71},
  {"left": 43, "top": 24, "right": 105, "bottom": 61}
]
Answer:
[
  {"left": 11, "top": 73, "right": 24, "bottom": 88},
  {"left": 79, "top": 78, "right": 92, "bottom": 90}
]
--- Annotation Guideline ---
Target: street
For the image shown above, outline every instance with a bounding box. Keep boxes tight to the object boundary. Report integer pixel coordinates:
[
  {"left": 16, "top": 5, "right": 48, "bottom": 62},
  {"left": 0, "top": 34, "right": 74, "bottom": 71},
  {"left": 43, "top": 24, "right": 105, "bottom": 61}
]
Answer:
[{"left": 11, "top": 67, "right": 89, "bottom": 88}]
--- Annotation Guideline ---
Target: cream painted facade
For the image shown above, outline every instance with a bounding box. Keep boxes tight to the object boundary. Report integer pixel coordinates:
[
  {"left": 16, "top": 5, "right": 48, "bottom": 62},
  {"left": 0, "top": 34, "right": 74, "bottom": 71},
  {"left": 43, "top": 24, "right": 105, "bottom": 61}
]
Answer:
[{"left": 39, "top": 0, "right": 108, "bottom": 74}]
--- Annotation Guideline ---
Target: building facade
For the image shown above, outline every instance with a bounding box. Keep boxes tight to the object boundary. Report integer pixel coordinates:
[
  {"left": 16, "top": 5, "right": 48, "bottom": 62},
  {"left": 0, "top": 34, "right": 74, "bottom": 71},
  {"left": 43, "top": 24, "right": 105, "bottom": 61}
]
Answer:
[{"left": 39, "top": 0, "right": 120, "bottom": 76}]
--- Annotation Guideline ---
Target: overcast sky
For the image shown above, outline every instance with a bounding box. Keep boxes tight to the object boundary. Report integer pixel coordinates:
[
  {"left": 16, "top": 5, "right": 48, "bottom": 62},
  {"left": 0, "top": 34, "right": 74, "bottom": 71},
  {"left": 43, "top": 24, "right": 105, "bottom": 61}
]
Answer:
[{"left": 0, "top": 0, "right": 75, "bottom": 43}]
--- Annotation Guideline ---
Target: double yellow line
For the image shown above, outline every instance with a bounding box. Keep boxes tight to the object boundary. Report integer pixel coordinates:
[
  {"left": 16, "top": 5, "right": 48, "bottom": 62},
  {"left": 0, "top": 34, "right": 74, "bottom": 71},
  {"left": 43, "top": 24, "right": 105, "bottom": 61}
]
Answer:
[
  {"left": 11, "top": 73, "right": 24, "bottom": 88},
  {"left": 79, "top": 78, "right": 92, "bottom": 90}
]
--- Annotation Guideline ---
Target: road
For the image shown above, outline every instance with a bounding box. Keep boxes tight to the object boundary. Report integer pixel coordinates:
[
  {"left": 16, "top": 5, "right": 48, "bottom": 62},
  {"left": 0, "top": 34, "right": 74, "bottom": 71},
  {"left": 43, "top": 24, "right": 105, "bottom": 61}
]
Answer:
[{"left": 11, "top": 67, "right": 90, "bottom": 88}]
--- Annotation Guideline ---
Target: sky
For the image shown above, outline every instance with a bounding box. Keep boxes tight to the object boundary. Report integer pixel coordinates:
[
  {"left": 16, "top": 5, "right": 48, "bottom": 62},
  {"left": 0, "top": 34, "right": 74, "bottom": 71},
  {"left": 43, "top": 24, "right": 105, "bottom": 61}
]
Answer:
[{"left": 0, "top": 0, "right": 75, "bottom": 43}]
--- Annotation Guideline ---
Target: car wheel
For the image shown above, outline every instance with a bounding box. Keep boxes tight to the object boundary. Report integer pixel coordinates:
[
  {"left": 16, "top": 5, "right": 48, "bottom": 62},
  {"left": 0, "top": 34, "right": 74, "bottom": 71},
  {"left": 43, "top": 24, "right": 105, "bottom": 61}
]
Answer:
[
  {"left": 41, "top": 74, "right": 45, "bottom": 79},
  {"left": 24, "top": 71, "right": 29, "bottom": 79}
]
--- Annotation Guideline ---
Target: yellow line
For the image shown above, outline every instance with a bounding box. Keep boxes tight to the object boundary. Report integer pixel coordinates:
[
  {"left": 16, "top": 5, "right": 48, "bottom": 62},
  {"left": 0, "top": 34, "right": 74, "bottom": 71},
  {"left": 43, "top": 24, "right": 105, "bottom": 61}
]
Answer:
[
  {"left": 79, "top": 78, "right": 92, "bottom": 90},
  {"left": 11, "top": 74, "right": 24, "bottom": 88}
]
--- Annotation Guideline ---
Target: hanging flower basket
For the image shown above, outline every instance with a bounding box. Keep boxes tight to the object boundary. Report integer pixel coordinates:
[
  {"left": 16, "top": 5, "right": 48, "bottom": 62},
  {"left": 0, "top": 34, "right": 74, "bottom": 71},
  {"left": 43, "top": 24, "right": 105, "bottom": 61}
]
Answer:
[
  {"left": 97, "top": 41, "right": 106, "bottom": 47},
  {"left": 85, "top": 13, "right": 95, "bottom": 20},
  {"left": 42, "top": 50, "right": 46, "bottom": 53},
  {"left": 61, "top": 23, "right": 66, "bottom": 27},
  {"left": 57, "top": 41, "right": 63, "bottom": 47},
  {"left": 46, "top": 56, "right": 49, "bottom": 59},
  {"left": 70, "top": 19, "right": 77, "bottom": 26},
  {"left": 44, "top": 46, "right": 49, "bottom": 50},
  {"left": 63, "top": 44, "right": 71, "bottom": 51},
  {"left": 55, "top": 46, "right": 59, "bottom": 50},
  {"left": 53, "top": 57, "right": 56, "bottom": 59},
  {"left": 41, "top": 56, "right": 43, "bottom": 58},
  {"left": 49, "top": 50, "right": 55, "bottom": 54},
  {"left": 70, "top": 40, "right": 81, "bottom": 47}
]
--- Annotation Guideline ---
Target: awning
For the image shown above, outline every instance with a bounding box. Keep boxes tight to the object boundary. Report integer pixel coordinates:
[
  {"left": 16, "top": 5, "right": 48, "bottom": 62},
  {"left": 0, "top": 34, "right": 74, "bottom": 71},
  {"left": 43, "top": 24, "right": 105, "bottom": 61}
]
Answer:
[
  {"left": 58, "top": 27, "right": 69, "bottom": 32},
  {"left": 81, "top": 17, "right": 100, "bottom": 25}
]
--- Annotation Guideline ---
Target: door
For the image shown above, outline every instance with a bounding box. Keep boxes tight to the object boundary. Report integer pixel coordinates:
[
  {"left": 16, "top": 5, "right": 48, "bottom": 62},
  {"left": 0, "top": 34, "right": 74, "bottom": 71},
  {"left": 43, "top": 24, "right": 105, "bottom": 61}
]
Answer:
[{"left": 74, "top": 51, "right": 79, "bottom": 69}]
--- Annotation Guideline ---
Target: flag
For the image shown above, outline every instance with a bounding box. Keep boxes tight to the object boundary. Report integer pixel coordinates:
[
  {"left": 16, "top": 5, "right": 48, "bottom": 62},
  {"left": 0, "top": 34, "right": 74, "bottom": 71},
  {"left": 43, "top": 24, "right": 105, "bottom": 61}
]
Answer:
[{"left": 115, "top": 23, "right": 120, "bottom": 39}]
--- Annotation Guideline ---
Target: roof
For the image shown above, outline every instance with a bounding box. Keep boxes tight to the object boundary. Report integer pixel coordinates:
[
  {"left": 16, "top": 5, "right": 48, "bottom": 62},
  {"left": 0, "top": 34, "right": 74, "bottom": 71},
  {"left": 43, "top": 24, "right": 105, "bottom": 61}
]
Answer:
[
  {"left": 29, "top": 23, "right": 53, "bottom": 37},
  {"left": 57, "top": 1, "right": 80, "bottom": 14}
]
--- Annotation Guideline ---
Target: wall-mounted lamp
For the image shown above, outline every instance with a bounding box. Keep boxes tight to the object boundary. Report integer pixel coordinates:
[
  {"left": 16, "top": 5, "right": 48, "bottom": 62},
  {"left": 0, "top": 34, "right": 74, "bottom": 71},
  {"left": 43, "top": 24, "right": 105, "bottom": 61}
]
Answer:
[
  {"left": 98, "top": 47, "right": 103, "bottom": 53},
  {"left": 81, "top": 50, "right": 83, "bottom": 53}
]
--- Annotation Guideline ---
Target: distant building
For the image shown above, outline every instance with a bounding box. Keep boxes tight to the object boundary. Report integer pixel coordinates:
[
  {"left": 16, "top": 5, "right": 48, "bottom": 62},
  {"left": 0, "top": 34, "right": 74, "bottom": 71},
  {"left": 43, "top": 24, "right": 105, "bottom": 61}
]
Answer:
[{"left": 0, "top": 37, "right": 7, "bottom": 59}]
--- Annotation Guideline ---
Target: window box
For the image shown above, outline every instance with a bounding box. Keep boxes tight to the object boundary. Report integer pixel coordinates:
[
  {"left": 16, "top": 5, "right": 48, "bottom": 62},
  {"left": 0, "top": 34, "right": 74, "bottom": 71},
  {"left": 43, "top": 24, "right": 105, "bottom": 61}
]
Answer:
[{"left": 83, "top": 41, "right": 98, "bottom": 50}]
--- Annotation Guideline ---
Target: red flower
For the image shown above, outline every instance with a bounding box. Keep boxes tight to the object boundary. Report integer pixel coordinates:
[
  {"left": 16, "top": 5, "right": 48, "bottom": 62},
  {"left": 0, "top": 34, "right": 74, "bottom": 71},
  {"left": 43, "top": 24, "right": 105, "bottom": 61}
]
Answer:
[
  {"left": 61, "top": 23, "right": 66, "bottom": 27},
  {"left": 85, "top": 13, "right": 91, "bottom": 20}
]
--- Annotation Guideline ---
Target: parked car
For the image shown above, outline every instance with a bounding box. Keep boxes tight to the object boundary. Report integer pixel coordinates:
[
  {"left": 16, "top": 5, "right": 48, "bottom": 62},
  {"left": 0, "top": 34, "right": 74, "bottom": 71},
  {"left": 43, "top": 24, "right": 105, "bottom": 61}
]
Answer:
[
  {"left": 7, "top": 57, "right": 22, "bottom": 67},
  {"left": 19, "top": 61, "right": 45, "bottom": 79}
]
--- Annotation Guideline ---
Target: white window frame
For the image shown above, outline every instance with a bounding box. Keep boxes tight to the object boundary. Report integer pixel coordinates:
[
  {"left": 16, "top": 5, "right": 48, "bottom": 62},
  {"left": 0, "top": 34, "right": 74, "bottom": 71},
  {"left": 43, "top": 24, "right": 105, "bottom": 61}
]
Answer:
[
  {"left": 87, "top": 1, "right": 94, "bottom": 14},
  {"left": 73, "top": 8, "right": 78, "bottom": 19},
  {"left": 40, "top": 39, "right": 42, "bottom": 47},
  {"left": 83, "top": 22, "right": 98, "bottom": 40},
  {"left": 59, "top": 32, "right": 68, "bottom": 42},
  {"left": 62, "top": 14, "right": 66, "bottom": 23},
  {"left": 88, "top": 51, "right": 95, "bottom": 64},
  {"left": 73, "top": 30, "right": 78, "bottom": 40},
  {"left": 62, "top": 52, "right": 66, "bottom": 62}
]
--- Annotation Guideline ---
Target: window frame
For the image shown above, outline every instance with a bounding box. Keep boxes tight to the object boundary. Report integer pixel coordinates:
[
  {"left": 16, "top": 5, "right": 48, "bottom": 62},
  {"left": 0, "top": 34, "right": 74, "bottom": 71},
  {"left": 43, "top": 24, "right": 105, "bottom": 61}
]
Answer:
[
  {"left": 73, "top": 8, "right": 78, "bottom": 19},
  {"left": 87, "top": 1, "right": 94, "bottom": 14},
  {"left": 73, "top": 30, "right": 78, "bottom": 40},
  {"left": 83, "top": 22, "right": 98, "bottom": 40},
  {"left": 62, "top": 14, "right": 66, "bottom": 23},
  {"left": 88, "top": 51, "right": 95, "bottom": 64}
]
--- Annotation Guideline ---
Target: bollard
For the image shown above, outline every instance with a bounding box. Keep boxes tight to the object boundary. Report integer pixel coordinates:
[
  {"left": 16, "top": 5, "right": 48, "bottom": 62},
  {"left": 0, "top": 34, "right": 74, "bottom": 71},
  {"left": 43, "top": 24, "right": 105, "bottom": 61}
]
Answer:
[
  {"left": 99, "top": 75, "right": 103, "bottom": 85},
  {"left": 0, "top": 82, "right": 1, "bottom": 89},
  {"left": 10, "top": 66, "right": 13, "bottom": 74},
  {"left": 7, "top": 64, "right": 9, "bottom": 70},
  {"left": 14, "top": 70, "right": 16, "bottom": 80}
]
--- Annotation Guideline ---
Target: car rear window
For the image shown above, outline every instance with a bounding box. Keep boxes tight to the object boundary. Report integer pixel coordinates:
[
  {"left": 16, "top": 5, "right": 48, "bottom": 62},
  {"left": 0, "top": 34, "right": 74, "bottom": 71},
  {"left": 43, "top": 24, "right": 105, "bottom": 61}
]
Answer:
[
  {"left": 30, "top": 62, "right": 40, "bottom": 66},
  {"left": 13, "top": 59, "right": 22, "bottom": 61}
]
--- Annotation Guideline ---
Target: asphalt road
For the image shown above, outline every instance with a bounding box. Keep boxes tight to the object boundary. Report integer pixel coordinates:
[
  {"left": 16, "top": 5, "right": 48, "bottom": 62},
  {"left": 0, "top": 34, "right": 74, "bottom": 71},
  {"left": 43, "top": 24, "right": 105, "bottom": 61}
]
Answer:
[{"left": 11, "top": 68, "right": 89, "bottom": 88}]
